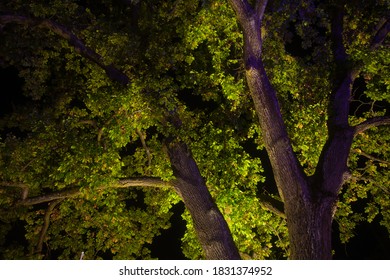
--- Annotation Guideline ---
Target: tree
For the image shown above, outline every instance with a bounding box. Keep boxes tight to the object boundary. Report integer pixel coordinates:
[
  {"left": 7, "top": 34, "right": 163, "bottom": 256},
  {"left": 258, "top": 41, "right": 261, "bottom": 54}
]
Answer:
[
  {"left": 0, "top": 0, "right": 389, "bottom": 260},
  {"left": 229, "top": 0, "right": 390, "bottom": 259}
]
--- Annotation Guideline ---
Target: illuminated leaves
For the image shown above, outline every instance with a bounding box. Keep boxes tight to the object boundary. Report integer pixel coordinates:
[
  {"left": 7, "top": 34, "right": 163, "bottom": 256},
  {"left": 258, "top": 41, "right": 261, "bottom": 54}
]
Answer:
[
  {"left": 0, "top": 0, "right": 389, "bottom": 259},
  {"left": 286, "top": 103, "right": 328, "bottom": 173},
  {"left": 336, "top": 125, "right": 390, "bottom": 243}
]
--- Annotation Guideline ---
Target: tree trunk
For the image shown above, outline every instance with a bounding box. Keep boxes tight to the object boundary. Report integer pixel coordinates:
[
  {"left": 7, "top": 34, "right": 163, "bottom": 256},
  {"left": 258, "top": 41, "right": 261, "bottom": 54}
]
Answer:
[
  {"left": 229, "top": 0, "right": 343, "bottom": 259},
  {"left": 285, "top": 194, "right": 336, "bottom": 259},
  {"left": 165, "top": 139, "right": 241, "bottom": 259}
]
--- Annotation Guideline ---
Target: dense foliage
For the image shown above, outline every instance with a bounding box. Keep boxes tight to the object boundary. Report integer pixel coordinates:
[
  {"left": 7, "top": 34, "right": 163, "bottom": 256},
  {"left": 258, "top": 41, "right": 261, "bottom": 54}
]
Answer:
[{"left": 0, "top": 0, "right": 388, "bottom": 259}]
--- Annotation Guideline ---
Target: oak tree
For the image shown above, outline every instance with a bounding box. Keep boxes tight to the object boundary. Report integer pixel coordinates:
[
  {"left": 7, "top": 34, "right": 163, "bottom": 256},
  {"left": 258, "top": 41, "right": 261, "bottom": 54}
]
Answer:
[{"left": 0, "top": 0, "right": 389, "bottom": 259}]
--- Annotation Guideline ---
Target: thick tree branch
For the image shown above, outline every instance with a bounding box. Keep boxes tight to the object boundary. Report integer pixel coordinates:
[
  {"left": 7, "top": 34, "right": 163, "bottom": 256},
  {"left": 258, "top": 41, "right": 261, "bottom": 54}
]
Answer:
[
  {"left": 228, "top": 0, "right": 254, "bottom": 23},
  {"left": 229, "top": 0, "right": 339, "bottom": 258},
  {"left": 327, "top": 4, "right": 360, "bottom": 129},
  {"left": 314, "top": 5, "right": 387, "bottom": 199},
  {"left": 230, "top": 0, "right": 325, "bottom": 258},
  {"left": 313, "top": 5, "right": 361, "bottom": 199},
  {"left": 229, "top": 0, "right": 309, "bottom": 203},
  {"left": 162, "top": 106, "right": 240, "bottom": 259},
  {"left": 16, "top": 187, "right": 79, "bottom": 206},
  {"left": 118, "top": 177, "right": 171, "bottom": 188},
  {"left": 327, "top": 14, "right": 388, "bottom": 130},
  {"left": 327, "top": 13, "right": 388, "bottom": 129},
  {"left": 330, "top": 4, "right": 347, "bottom": 65},
  {"left": 371, "top": 18, "right": 390, "bottom": 50},
  {"left": 35, "top": 199, "right": 63, "bottom": 256},
  {"left": 229, "top": 0, "right": 264, "bottom": 59},
  {"left": 0, "top": 14, "right": 130, "bottom": 85},
  {"left": 255, "top": 0, "right": 268, "bottom": 23},
  {"left": 328, "top": 70, "right": 360, "bottom": 129},
  {"left": 258, "top": 193, "right": 285, "bottom": 218},
  {"left": 165, "top": 139, "right": 241, "bottom": 259},
  {"left": 16, "top": 177, "right": 171, "bottom": 206},
  {"left": 353, "top": 116, "right": 390, "bottom": 136}
]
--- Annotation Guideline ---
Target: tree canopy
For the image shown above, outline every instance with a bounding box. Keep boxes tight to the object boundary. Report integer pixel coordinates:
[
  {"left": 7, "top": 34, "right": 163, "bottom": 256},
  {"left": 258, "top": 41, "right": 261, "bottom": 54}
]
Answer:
[{"left": 0, "top": 0, "right": 389, "bottom": 259}]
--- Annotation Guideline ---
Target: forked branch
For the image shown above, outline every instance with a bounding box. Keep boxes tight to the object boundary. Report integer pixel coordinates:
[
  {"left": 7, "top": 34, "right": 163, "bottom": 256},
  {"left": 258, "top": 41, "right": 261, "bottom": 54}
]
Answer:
[{"left": 35, "top": 199, "right": 63, "bottom": 256}]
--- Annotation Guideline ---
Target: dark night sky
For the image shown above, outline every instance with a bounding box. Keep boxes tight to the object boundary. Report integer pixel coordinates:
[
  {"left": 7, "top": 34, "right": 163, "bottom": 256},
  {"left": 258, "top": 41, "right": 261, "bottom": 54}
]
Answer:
[{"left": 1, "top": 64, "right": 390, "bottom": 260}]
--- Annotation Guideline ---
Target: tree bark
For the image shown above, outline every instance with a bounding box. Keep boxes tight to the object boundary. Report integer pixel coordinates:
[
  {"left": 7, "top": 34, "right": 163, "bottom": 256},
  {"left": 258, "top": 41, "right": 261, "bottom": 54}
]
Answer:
[
  {"left": 286, "top": 197, "right": 335, "bottom": 259},
  {"left": 165, "top": 139, "right": 241, "bottom": 259},
  {"left": 229, "top": 0, "right": 389, "bottom": 259},
  {"left": 14, "top": 177, "right": 170, "bottom": 206},
  {"left": 229, "top": 0, "right": 342, "bottom": 259}
]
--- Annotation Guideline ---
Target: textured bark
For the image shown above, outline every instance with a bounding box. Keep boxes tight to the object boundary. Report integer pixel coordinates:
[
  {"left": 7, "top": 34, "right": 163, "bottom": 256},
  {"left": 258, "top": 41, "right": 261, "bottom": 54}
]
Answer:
[
  {"left": 229, "top": 0, "right": 341, "bottom": 259},
  {"left": 165, "top": 140, "right": 241, "bottom": 259},
  {"left": 286, "top": 196, "right": 335, "bottom": 259},
  {"left": 258, "top": 193, "right": 285, "bottom": 218},
  {"left": 229, "top": 0, "right": 389, "bottom": 259}
]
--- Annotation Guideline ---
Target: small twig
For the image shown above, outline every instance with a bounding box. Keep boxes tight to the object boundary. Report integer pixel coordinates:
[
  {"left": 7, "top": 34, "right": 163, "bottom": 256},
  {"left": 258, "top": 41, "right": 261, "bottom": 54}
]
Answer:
[
  {"left": 351, "top": 175, "right": 389, "bottom": 195},
  {"left": 351, "top": 99, "right": 375, "bottom": 116},
  {"left": 264, "top": 223, "right": 289, "bottom": 256},
  {"left": 21, "top": 158, "right": 37, "bottom": 172},
  {"left": 95, "top": 113, "right": 118, "bottom": 145},
  {"left": 354, "top": 149, "right": 390, "bottom": 165}
]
